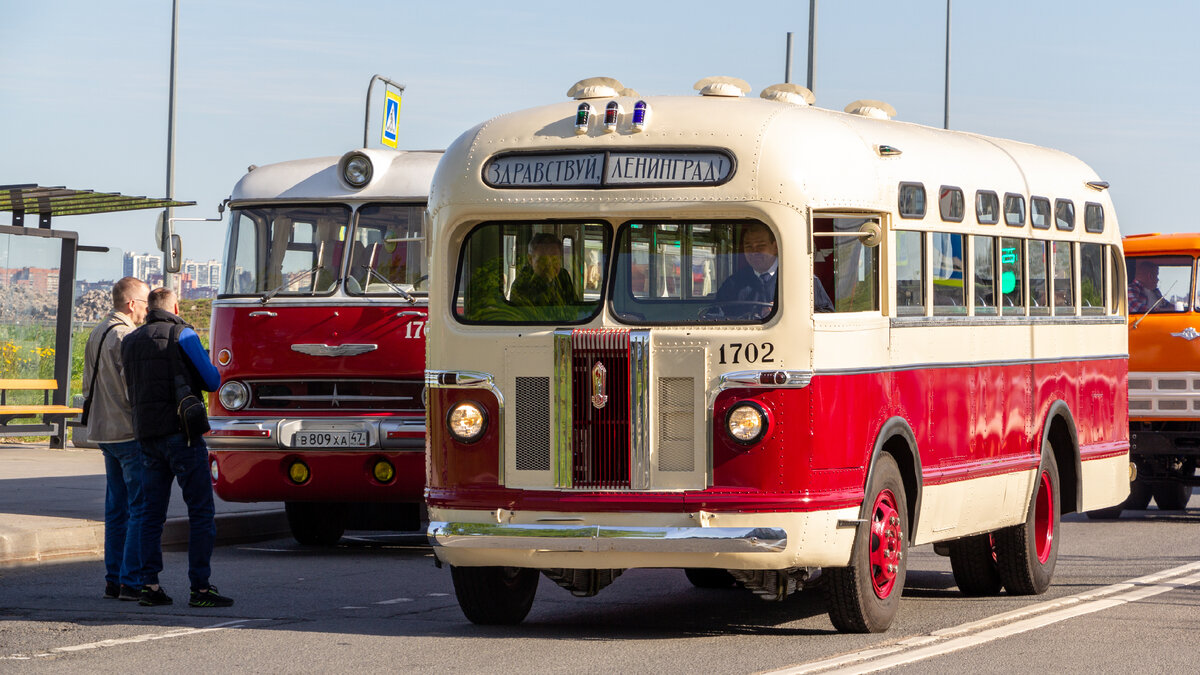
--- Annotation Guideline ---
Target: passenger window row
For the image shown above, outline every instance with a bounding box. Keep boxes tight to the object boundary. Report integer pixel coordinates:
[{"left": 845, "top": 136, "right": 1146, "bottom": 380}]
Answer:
[
  {"left": 898, "top": 183, "right": 1106, "bottom": 234},
  {"left": 894, "top": 231, "right": 1119, "bottom": 318}
]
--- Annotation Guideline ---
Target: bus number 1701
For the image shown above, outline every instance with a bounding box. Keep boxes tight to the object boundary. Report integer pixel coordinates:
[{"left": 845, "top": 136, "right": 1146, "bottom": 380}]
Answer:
[{"left": 718, "top": 342, "right": 775, "bottom": 365}]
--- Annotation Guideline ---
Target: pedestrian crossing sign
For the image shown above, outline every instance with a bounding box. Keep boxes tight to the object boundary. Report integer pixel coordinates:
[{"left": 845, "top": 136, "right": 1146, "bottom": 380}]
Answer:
[{"left": 382, "top": 90, "right": 402, "bottom": 148}]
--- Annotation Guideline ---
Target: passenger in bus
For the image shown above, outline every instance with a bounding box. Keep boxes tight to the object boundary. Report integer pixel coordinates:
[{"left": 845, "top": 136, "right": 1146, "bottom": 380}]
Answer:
[
  {"left": 509, "top": 233, "right": 579, "bottom": 306},
  {"left": 1128, "top": 259, "right": 1163, "bottom": 313}
]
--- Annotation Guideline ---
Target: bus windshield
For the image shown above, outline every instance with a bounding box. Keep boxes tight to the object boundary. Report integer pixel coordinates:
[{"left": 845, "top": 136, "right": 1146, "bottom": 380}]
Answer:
[
  {"left": 611, "top": 221, "right": 777, "bottom": 324},
  {"left": 454, "top": 221, "right": 609, "bottom": 324},
  {"left": 345, "top": 204, "right": 428, "bottom": 296},
  {"left": 222, "top": 205, "right": 349, "bottom": 297}
]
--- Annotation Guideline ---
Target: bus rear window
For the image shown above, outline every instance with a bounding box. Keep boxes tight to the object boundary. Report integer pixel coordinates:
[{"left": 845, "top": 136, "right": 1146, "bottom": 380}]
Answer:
[{"left": 453, "top": 222, "right": 608, "bottom": 324}]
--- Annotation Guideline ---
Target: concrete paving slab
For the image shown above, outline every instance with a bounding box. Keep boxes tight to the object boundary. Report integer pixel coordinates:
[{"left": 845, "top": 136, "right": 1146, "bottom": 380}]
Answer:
[{"left": 0, "top": 442, "right": 288, "bottom": 567}]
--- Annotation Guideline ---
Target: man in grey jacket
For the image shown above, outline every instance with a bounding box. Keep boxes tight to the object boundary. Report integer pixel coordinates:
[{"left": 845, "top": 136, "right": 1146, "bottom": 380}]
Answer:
[{"left": 82, "top": 276, "right": 149, "bottom": 601}]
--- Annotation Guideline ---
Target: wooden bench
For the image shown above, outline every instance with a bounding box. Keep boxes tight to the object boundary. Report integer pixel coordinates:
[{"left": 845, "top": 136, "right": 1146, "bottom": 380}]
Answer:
[{"left": 0, "top": 379, "right": 83, "bottom": 449}]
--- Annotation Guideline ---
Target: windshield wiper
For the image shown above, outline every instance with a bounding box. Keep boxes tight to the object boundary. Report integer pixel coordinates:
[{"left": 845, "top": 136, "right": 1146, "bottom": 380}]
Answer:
[
  {"left": 358, "top": 265, "right": 417, "bottom": 303},
  {"left": 1132, "top": 279, "right": 1177, "bottom": 329},
  {"left": 261, "top": 242, "right": 326, "bottom": 304}
]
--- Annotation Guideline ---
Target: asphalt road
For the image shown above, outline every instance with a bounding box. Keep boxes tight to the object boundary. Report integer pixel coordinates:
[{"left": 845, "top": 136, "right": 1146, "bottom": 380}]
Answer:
[{"left": 2, "top": 495, "right": 1198, "bottom": 674}]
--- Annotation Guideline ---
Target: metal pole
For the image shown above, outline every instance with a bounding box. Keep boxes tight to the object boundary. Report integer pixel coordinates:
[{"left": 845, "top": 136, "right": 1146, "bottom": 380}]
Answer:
[
  {"left": 944, "top": 0, "right": 951, "bottom": 129},
  {"left": 807, "top": 0, "right": 818, "bottom": 93},
  {"left": 164, "top": 0, "right": 179, "bottom": 291},
  {"left": 785, "top": 32, "right": 794, "bottom": 84}
]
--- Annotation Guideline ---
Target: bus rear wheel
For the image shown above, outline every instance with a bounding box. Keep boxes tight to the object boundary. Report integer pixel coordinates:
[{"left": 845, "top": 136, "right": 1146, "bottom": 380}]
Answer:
[
  {"left": 450, "top": 565, "right": 538, "bottom": 625},
  {"left": 994, "top": 449, "right": 1059, "bottom": 595},
  {"left": 1152, "top": 482, "right": 1193, "bottom": 511},
  {"left": 826, "top": 453, "right": 907, "bottom": 633},
  {"left": 948, "top": 533, "right": 1002, "bottom": 596},
  {"left": 285, "top": 501, "right": 346, "bottom": 546}
]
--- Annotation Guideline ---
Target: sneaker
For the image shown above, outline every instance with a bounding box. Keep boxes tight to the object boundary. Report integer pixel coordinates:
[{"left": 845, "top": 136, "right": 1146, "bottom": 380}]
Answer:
[
  {"left": 139, "top": 586, "right": 173, "bottom": 607},
  {"left": 104, "top": 581, "right": 120, "bottom": 599},
  {"left": 189, "top": 586, "right": 234, "bottom": 608},
  {"left": 118, "top": 584, "right": 141, "bottom": 601}
]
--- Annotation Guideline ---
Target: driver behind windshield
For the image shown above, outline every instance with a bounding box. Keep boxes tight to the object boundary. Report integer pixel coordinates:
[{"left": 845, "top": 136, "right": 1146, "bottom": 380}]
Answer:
[
  {"left": 509, "top": 233, "right": 579, "bottom": 307},
  {"left": 717, "top": 223, "right": 780, "bottom": 317}
]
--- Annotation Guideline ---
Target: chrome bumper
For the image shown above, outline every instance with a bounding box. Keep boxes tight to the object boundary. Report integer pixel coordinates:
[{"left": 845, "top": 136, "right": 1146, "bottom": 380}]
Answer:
[
  {"left": 427, "top": 521, "right": 787, "bottom": 554},
  {"left": 205, "top": 416, "right": 425, "bottom": 451}
]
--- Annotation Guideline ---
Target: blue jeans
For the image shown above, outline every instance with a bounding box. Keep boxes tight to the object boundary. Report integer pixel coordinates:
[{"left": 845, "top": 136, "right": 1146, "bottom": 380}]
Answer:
[
  {"left": 137, "top": 432, "right": 216, "bottom": 591},
  {"left": 100, "top": 440, "right": 145, "bottom": 588}
]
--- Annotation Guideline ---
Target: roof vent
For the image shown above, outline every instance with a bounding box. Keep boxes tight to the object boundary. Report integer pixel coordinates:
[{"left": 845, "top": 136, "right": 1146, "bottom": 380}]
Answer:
[
  {"left": 760, "top": 83, "right": 815, "bottom": 106},
  {"left": 568, "top": 77, "right": 624, "bottom": 100},
  {"left": 619, "top": 87, "right": 640, "bottom": 98},
  {"left": 694, "top": 76, "right": 750, "bottom": 97},
  {"left": 844, "top": 99, "right": 897, "bottom": 120}
]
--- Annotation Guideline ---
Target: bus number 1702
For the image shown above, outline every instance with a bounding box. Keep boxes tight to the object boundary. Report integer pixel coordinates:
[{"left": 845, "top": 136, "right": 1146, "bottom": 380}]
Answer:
[{"left": 718, "top": 342, "right": 775, "bottom": 364}]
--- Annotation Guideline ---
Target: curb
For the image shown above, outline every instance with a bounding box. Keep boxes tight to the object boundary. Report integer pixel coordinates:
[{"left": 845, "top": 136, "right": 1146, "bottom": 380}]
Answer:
[{"left": 0, "top": 509, "right": 289, "bottom": 567}]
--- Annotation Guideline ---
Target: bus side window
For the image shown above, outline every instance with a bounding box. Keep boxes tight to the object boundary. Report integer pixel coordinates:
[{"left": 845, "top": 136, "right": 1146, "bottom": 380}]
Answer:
[
  {"left": 1000, "top": 237, "right": 1025, "bottom": 314},
  {"left": 1028, "top": 240, "right": 1050, "bottom": 314},
  {"left": 895, "top": 230, "right": 925, "bottom": 316},
  {"left": 973, "top": 235, "right": 997, "bottom": 315},
  {"left": 1053, "top": 241, "right": 1075, "bottom": 315},
  {"left": 932, "top": 232, "right": 965, "bottom": 315},
  {"left": 1080, "top": 242, "right": 1105, "bottom": 315},
  {"left": 814, "top": 216, "right": 880, "bottom": 313}
]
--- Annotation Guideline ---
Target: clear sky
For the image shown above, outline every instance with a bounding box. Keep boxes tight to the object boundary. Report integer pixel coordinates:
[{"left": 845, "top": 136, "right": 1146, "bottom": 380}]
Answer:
[{"left": 3, "top": 1, "right": 1197, "bottom": 281}]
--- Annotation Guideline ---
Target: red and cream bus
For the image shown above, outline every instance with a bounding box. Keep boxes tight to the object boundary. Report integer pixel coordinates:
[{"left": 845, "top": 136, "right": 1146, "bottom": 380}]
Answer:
[
  {"left": 207, "top": 148, "right": 439, "bottom": 545},
  {"left": 424, "top": 77, "right": 1129, "bottom": 632}
]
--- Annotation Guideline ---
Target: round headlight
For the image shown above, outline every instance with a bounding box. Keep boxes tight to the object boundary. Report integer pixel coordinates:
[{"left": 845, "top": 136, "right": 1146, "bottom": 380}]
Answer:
[
  {"left": 447, "top": 401, "right": 487, "bottom": 443},
  {"left": 339, "top": 151, "right": 373, "bottom": 188},
  {"left": 219, "top": 381, "right": 249, "bottom": 411},
  {"left": 210, "top": 458, "right": 219, "bottom": 482},
  {"left": 726, "top": 402, "right": 768, "bottom": 445}
]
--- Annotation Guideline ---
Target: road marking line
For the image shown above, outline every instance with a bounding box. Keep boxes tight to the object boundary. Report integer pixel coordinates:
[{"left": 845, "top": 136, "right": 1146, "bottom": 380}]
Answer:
[
  {"left": 767, "top": 560, "right": 1200, "bottom": 675},
  {"left": 1, "top": 619, "right": 253, "bottom": 661},
  {"left": 375, "top": 597, "right": 413, "bottom": 605}
]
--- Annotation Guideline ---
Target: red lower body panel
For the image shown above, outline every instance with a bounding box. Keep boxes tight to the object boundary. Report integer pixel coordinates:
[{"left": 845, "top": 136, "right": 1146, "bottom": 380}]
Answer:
[{"left": 212, "top": 450, "right": 424, "bottom": 503}]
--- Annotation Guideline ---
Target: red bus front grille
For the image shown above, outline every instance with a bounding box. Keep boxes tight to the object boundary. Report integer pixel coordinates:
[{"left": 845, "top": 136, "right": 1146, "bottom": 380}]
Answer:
[{"left": 571, "top": 329, "right": 630, "bottom": 489}]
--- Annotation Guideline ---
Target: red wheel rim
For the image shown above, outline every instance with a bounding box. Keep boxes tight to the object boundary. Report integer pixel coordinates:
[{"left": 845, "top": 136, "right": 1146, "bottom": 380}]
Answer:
[
  {"left": 1034, "top": 469, "right": 1054, "bottom": 564},
  {"left": 869, "top": 488, "right": 903, "bottom": 598}
]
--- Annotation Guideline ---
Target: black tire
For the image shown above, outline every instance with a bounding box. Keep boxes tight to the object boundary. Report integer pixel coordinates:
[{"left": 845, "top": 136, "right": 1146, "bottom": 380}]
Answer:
[
  {"left": 684, "top": 568, "right": 738, "bottom": 588},
  {"left": 450, "top": 565, "right": 539, "bottom": 625},
  {"left": 827, "top": 453, "right": 907, "bottom": 633},
  {"left": 1126, "top": 479, "right": 1152, "bottom": 510},
  {"left": 1152, "top": 482, "right": 1193, "bottom": 511},
  {"left": 948, "top": 533, "right": 1002, "bottom": 596},
  {"left": 995, "top": 449, "right": 1060, "bottom": 595},
  {"left": 285, "top": 501, "right": 346, "bottom": 546}
]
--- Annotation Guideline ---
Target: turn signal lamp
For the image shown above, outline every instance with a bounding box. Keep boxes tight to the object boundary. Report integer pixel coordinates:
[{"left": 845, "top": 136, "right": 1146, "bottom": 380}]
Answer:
[
  {"left": 373, "top": 460, "right": 396, "bottom": 483},
  {"left": 726, "top": 402, "right": 768, "bottom": 445},
  {"left": 447, "top": 401, "right": 487, "bottom": 443},
  {"left": 288, "top": 460, "right": 311, "bottom": 484},
  {"left": 217, "top": 349, "right": 232, "bottom": 366}
]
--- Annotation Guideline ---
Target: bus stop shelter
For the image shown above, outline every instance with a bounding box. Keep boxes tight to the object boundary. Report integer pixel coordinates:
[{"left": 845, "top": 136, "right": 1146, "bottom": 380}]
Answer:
[{"left": 0, "top": 184, "right": 193, "bottom": 447}]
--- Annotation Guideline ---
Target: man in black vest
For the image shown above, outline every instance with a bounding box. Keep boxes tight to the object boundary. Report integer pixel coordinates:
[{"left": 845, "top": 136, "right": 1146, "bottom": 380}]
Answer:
[{"left": 122, "top": 287, "right": 232, "bottom": 608}]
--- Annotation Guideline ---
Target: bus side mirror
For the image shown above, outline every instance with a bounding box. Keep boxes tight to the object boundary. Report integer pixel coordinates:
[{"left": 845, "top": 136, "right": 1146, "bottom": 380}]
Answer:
[{"left": 165, "top": 234, "right": 182, "bottom": 273}]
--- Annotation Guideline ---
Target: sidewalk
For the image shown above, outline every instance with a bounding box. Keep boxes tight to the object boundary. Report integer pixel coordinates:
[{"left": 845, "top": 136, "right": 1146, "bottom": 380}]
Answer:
[{"left": 0, "top": 442, "right": 288, "bottom": 566}]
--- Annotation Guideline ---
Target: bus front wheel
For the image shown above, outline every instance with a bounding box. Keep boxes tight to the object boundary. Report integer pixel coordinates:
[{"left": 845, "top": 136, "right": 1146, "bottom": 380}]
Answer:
[
  {"left": 285, "top": 501, "right": 345, "bottom": 546},
  {"left": 995, "top": 448, "right": 1060, "bottom": 595},
  {"left": 450, "top": 565, "right": 538, "bottom": 625},
  {"left": 948, "top": 533, "right": 1002, "bottom": 596},
  {"left": 826, "top": 453, "right": 907, "bottom": 633}
]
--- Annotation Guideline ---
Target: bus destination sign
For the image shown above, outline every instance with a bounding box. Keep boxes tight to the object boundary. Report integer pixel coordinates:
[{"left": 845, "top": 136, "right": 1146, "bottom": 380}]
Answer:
[{"left": 484, "top": 150, "right": 734, "bottom": 189}]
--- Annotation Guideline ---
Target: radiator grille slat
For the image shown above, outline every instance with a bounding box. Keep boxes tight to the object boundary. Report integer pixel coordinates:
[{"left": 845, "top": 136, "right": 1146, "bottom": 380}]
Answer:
[
  {"left": 658, "top": 377, "right": 694, "bottom": 471},
  {"left": 571, "top": 329, "right": 631, "bottom": 489},
  {"left": 514, "top": 377, "right": 550, "bottom": 471}
]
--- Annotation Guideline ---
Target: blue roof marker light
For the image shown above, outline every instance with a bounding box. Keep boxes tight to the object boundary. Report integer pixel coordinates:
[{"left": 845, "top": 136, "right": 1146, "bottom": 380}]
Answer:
[{"left": 632, "top": 101, "right": 649, "bottom": 132}]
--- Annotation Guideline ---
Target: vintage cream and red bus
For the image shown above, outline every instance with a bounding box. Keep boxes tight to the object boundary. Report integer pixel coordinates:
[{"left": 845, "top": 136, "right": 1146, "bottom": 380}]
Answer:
[
  {"left": 207, "top": 148, "right": 439, "bottom": 544},
  {"left": 423, "top": 77, "right": 1129, "bottom": 632},
  {"left": 1098, "top": 232, "right": 1200, "bottom": 516}
]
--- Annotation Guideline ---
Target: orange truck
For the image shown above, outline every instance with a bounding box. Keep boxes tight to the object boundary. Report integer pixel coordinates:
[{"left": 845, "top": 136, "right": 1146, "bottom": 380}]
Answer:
[{"left": 1108, "top": 233, "right": 1200, "bottom": 516}]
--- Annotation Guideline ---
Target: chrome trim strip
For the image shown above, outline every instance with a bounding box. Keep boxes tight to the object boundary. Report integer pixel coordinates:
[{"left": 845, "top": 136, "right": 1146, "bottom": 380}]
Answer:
[
  {"left": 428, "top": 521, "right": 787, "bottom": 554},
  {"left": 814, "top": 353, "right": 1128, "bottom": 378},
  {"left": 718, "top": 370, "right": 813, "bottom": 389},
  {"left": 426, "top": 369, "right": 506, "bottom": 483},
  {"left": 553, "top": 330, "right": 573, "bottom": 488},
  {"left": 889, "top": 315, "right": 1125, "bottom": 328},
  {"left": 206, "top": 416, "right": 424, "bottom": 450},
  {"left": 629, "top": 330, "right": 651, "bottom": 490}
]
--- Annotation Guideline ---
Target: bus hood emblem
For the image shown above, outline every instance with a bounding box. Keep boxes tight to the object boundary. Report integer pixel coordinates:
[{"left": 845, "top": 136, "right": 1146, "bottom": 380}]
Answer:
[
  {"left": 291, "top": 343, "right": 378, "bottom": 357},
  {"left": 591, "top": 360, "right": 609, "bottom": 409},
  {"left": 1171, "top": 328, "right": 1200, "bottom": 341}
]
